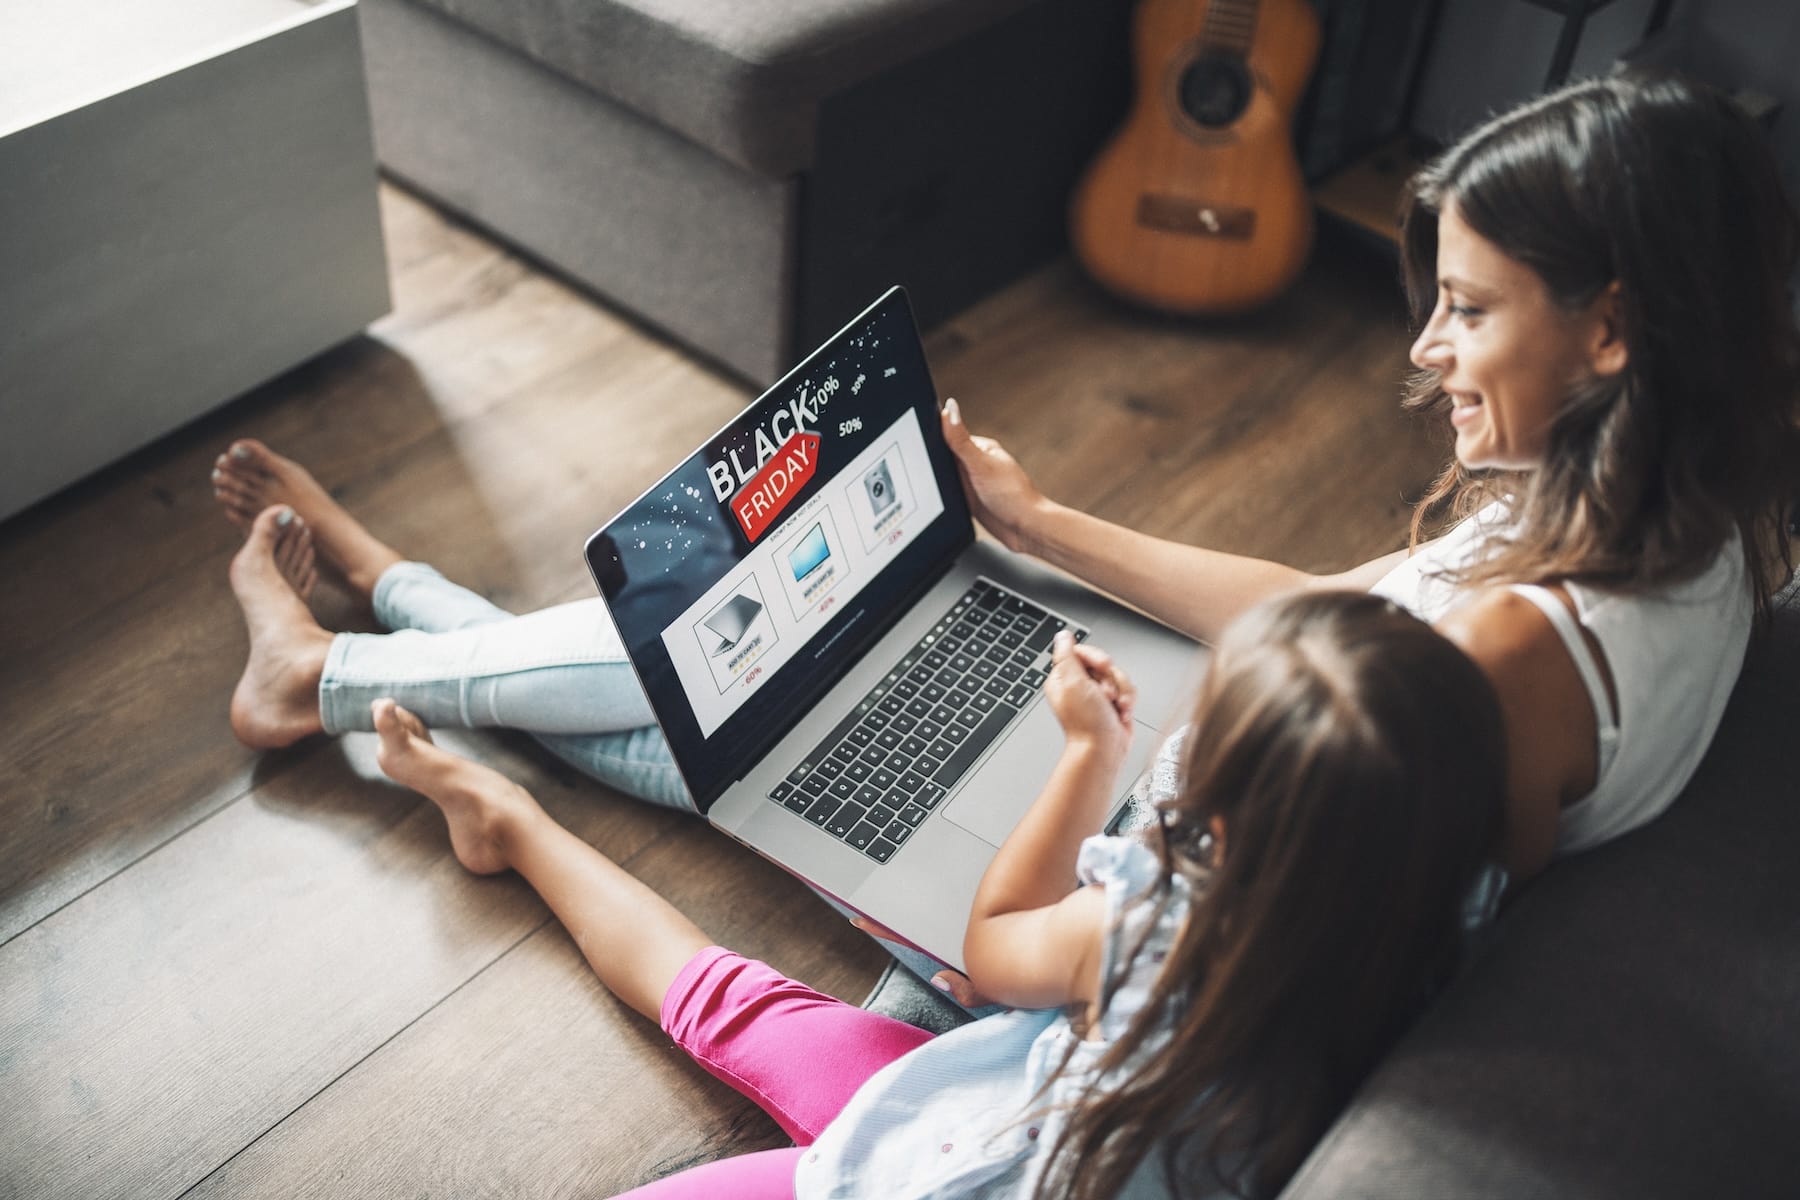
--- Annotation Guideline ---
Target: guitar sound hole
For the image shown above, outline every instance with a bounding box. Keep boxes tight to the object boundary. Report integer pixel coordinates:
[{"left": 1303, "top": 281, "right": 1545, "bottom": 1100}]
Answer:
[{"left": 1177, "top": 54, "right": 1251, "bottom": 128}]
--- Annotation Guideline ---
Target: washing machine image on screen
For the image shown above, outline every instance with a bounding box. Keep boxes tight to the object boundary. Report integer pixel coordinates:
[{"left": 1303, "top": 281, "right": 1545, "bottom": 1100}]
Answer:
[
  {"left": 863, "top": 460, "right": 899, "bottom": 518},
  {"left": 845, "top": 444, "right": 912, "bottom": 552}
]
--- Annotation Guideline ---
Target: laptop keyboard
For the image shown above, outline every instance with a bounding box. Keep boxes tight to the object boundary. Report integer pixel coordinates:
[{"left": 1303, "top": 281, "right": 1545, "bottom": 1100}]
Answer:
[{"left": 767, "top": 578, "right": 1082, "bottom": 864}]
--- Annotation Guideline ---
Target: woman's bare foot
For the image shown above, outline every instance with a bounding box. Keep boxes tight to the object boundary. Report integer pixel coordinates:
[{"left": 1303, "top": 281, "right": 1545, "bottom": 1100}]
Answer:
[
  {"left": 371, "top": 698, "right": 540, "bottom": 876},
  {"left": 211, "top": 438, "right": 404, "bottom": 598},
  {"left": 229, "top": 506, "right": 333, "bottom": 749}
]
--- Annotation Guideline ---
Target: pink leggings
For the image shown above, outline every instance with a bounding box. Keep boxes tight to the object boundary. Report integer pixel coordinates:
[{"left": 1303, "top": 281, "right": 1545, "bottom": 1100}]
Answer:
[{"left": 609, "top": 946, "right": 936, "bottom": 1199}]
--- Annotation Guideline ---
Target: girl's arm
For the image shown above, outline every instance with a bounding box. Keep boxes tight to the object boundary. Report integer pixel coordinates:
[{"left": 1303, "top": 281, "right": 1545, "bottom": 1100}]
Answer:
[
  {"left": 941, "top": 401, "right": 1412, "bottom": 642},
  {"left": 963, "top": 634, "right": 1135, "bottom": 1010}
]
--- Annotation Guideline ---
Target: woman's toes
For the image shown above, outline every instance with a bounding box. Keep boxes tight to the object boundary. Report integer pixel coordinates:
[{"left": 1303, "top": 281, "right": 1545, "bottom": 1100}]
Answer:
[
  {"left": 212, "top": 445, "right": 272, "bottom": 525},
  {"left": 229, "top": 438, "right": 271, "bottom": 470}
]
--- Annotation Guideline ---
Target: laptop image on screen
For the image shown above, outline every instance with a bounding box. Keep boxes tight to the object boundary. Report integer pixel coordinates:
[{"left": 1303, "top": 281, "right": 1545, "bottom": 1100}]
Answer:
[
  {"left": 701, "top": 593, "right": 764, "bottom": 657},
  {"left": 584, "top": 286, "right": 1199, "bottom": 970}
]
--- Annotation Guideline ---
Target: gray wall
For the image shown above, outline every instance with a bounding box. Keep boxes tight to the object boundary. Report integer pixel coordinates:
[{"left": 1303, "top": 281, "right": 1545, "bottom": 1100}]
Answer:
[
  {"left": 1651, "top": 0, "right": 1800, "bottom": 193},
  {"left": 1408, "top": 0, "right": 1661, "bottom": 143},
  {"left": 1406, "top": 0, "right": 1800, "bottom": 193}
]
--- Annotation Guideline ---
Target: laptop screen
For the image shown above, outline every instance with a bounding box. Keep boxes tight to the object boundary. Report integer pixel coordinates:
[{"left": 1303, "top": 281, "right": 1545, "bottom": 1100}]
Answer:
[{"left": 585, "top": 288, "right": 973, "bottom": 809}]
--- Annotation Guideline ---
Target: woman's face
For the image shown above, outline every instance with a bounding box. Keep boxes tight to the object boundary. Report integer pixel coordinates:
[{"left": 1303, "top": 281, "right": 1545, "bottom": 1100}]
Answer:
[{"left": 1409, "top": 200, "right": 1622, "bottom": 471}]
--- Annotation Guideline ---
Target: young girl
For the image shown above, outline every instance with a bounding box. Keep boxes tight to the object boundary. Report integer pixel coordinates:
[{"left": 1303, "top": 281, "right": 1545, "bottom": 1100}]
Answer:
[{"left": 369, "top": 589, "right": 1505, "bottom": 1199}]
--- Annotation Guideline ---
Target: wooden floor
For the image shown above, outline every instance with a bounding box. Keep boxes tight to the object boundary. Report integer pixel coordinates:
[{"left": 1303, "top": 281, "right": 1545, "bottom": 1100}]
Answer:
[{"left": 0, "top": 186, "right": 1444, "bottom": 1198}]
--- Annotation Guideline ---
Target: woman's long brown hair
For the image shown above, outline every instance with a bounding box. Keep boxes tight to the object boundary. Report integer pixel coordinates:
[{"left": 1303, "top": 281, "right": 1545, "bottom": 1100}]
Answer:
[
  {"left": 1398, "top": 71, "right": 1800, "bottom": 619},
  {"left": 1035, "top": 592, "right": 1507, "bottom": 1200}
]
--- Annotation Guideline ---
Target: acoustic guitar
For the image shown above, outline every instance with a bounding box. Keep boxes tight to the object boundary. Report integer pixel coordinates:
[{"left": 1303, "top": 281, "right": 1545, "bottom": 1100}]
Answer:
[{"left": 1070, "top": 0, "right": 1321, "bottom": 315}]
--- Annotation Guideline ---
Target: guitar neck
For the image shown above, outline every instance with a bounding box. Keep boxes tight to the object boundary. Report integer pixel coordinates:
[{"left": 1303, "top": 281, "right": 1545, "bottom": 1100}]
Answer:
[{"left": 1201, "top": 0, "right": 1259, "bottom": 57}]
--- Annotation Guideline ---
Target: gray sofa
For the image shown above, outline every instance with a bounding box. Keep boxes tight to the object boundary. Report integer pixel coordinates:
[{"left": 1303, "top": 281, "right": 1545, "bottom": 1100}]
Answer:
[
  {"left": 357, "top": 0, "right": 1130, "bottom": 383},
  {"left": 1283, "top": 581, "right": 1800, "bottom": 1199}
]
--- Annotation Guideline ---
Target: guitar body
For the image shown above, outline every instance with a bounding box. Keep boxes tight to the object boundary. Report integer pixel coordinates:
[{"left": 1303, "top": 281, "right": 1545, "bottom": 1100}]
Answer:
[{"left": 1071, "top": 0, "right": 1321, "bottom": 315}]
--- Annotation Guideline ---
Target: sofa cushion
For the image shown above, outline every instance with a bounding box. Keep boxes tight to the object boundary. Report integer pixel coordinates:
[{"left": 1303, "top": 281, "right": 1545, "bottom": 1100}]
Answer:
[
  {"left": 394, "top": 0, "right": 1059, "bottom": 176},
  {"left": 1280, "top": 582, "right": 1800, "bottom": 1198}
]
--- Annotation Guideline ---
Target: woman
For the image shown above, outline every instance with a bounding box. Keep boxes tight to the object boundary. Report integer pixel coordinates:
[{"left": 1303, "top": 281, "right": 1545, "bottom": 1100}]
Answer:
[
  {"left": 944, "top": 71, "right": 1795, "bottom": 893},
  {"left": 218, "top": 70, "right": 1797, "bottom": 919}
]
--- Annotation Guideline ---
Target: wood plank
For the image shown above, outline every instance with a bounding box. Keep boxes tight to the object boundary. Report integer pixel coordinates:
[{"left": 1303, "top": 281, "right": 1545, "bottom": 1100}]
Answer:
[
  {"left": 184, "top": 821, "right": 886, "bottom": 1199},
  {"left": 0, "top": 730, "right": 683, "bottom": 1200},
  {"left": 932, "top": 248, "right": 1441, "bottom": 575}
]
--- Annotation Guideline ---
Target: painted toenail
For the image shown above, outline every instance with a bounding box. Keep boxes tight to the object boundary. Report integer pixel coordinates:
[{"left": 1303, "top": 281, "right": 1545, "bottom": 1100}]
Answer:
[
  {"left": 275, "top": 507, "right": 294, "bottom": 526},
  {"left": 231, "top": 445, "right": 251, "bottom": 460}
]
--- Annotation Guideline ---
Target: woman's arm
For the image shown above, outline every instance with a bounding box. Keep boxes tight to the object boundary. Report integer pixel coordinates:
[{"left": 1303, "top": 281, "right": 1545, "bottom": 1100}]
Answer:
[
  {"left": 962, "top": 635, "right": 1134, "bottom": 1009},
  {"left": 1436, "top": 589, "right": 1604, "bottom": 881},
  {"left": 941, "top": 401, "right": 1412, "bottom": 641}
]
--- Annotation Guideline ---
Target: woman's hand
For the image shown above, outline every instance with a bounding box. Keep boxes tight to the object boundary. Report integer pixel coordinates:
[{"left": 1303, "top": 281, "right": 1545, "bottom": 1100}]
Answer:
[
  {"left": 848, "top": 916, "right": 995, "bottom": 1009},
  {"left": 940, "top": 398, "right": 1050, "bottom": 556},
  {"left": 1044, "top": 631, "right": 1135, "bottom": 761}
]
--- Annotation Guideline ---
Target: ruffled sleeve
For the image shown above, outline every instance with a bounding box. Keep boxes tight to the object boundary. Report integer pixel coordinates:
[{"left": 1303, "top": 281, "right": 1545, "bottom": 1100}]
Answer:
[
  {"left": 1077, "top": 834, "right": 1189, "bottom": 1042},
  {"left": 1076, "top": 833, "right": 1162, "bottom": 900}
]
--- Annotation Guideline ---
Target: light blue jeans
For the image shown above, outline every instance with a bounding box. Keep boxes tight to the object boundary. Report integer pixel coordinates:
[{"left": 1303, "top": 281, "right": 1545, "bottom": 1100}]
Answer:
[
  {"left": 318, "top": 562, "right": 694, "bottom": 810},
  {"left": 317, "top": 562, "right": 975, "bottom": 1004}
]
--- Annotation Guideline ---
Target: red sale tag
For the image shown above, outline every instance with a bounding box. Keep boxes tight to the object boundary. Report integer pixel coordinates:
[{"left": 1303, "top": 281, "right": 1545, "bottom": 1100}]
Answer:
[{"left": 731, "top": 431, "right": 820, "bottom": 542}]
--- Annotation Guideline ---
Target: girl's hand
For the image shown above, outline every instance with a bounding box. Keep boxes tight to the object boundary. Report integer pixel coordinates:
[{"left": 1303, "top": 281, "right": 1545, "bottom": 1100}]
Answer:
[
  {"left": 1044, "top": 631, "right": 1135, "bottom": 760},
  {"left": 941, "top": 398, "right": 1048, "bottom": 555}
]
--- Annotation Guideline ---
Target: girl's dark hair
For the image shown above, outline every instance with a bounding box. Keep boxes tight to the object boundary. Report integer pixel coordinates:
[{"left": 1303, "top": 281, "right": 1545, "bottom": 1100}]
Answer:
[
  {"left": 1038, "top": 591, "right": 1506, "bottom": 1200},
  {"left": 1399, "top": 70, "right": 1800, "bottom": 619}
]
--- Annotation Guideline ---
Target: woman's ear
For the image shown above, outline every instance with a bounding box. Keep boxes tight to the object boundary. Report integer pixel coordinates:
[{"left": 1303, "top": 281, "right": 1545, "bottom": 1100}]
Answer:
[
  {"left": 1587, "top": 281, "right": 1629, "bottom": 378},
  {"left": 1208, "top": 814, "right": 1227, "bottom": 866}
]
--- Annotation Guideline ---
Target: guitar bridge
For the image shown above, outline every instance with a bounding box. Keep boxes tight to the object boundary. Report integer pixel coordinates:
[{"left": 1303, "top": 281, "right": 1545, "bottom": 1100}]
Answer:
[{"left": 1136, "top": 195, "right": 1255, "bottom": 240}]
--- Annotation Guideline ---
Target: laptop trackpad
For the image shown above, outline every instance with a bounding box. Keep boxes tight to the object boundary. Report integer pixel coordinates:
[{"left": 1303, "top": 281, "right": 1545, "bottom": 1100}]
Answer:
[{"left": 942, "top": 705, "right": 1155, "bottom": 848}]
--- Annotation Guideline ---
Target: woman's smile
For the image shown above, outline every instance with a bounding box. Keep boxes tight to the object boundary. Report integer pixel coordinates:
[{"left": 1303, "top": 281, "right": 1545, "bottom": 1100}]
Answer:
[{"left": 1409, "top": 201, "right": 1622, "bottom": 471}]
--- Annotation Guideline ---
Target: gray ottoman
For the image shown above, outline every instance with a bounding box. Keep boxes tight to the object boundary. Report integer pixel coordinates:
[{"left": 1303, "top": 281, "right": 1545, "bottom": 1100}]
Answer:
[{"left": 357, "top": 0, "right": 1130, "bottom": 383}]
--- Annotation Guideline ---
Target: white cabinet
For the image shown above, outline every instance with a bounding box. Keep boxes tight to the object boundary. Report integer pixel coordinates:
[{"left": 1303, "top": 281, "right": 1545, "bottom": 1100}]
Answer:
[{"left": 0, "top": 0, "right": 390, "bottom": 519}]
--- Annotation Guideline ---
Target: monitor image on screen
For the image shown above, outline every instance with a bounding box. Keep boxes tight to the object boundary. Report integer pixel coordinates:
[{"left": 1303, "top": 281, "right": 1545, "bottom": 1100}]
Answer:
[{"left": 788, "top": 522, "right": 831, "bottom": 581}]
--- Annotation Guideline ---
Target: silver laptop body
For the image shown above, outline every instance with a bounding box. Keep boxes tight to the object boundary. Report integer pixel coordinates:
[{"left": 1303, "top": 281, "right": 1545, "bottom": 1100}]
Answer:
[{"left": 586, "top": 287, "right": 1200, "bottom": 971}]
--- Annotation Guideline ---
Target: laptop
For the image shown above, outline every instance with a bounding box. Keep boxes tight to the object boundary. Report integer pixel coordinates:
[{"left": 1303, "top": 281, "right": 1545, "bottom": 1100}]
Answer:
[{"left": 584, "top": 286, "right": 1199, "bottom": 970}]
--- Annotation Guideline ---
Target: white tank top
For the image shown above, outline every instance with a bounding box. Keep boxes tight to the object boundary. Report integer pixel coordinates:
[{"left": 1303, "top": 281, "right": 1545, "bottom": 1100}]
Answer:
[{"left": 1371, "top": 502, "right": 1751, "bottom": 854}]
